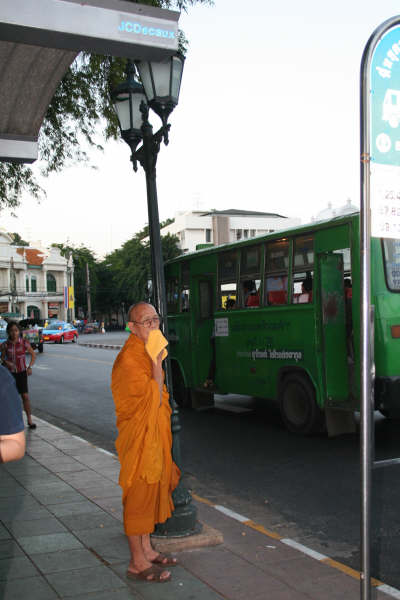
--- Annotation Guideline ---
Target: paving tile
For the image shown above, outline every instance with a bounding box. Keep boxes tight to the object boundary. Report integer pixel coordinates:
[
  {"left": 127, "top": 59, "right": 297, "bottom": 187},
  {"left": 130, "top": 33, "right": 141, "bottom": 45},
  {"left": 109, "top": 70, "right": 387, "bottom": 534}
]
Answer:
[
  {"left": 0, "top": 574, "right": 58, "bottom": 599},
  {"left": 0, "top": 555, "right": 39, "bottom": 580},
  {"left": 0, "top": 523, "right": 11, "bottom": 540},
  {"left": 57, "top": 511, "right": 121, "bottom": 532},
  {"left": 34, "top": 489, "right": 86, "bottom": 506},
  {"left": 262, "top": 555, "right": 338, "bottom": 590},
  {"left": 46, "top": 564, "right": 127, "bottom": 597},
  {"left": 58, "top": 471, "right": 107, "bottom": 487},
  {"left": 23, "top": 480, "right": 72, "bottom": 494},
  {"left": 1, "top": 506, "right": 52, "bottom": 522},
  {"left": 301, "top": 571, "right": 362, "bottom": 599},
  {"left": 92, "top": 497, "right": 123, "bottom": 519},
  {"left": 113, "top": 563, "right": 225, "bottom": 600},
  {"left": 5, "top": 517, "right": 68, "bottom": 538},
  {"left": 93, "top": 467, "right": 120, "bottom": 483},
  {"left": 77, "top": 483, "right": 121, "bottom": 500},
  {"left": 0, "top": 496, "right": 41, "bottom": 512},
  {"left": 71, "top": 589, "right": 141, "bottom": 600},
  {"left": 73, "top": 526, "right": 129, "bottom": 564},
  {"left": 0, "top": 483, "right": 30, "bottom": 498},
  {"left": 32, "top": 547, "right": 100, "bottom": 574},
  {"left": 18, "top": 532, "right": 83, "bottom": 555},
  {"left": 48, "top": 500, "right": 105, "bottom": 518},
  {"left": 0, "top": 540, "right": 23, "bottom": 559}
]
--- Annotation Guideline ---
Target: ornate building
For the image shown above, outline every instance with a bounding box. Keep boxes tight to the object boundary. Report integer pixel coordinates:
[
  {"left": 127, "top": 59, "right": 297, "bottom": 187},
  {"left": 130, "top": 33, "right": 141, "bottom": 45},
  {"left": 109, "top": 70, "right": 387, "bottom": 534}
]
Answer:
[{"left": 0, "top": 229, "right": 74, "bottom": 321}]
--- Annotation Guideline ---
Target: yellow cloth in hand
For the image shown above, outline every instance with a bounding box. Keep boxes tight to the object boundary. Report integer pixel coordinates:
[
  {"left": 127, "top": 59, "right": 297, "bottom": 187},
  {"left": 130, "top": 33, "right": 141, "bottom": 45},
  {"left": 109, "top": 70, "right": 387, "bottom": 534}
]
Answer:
[{"left": 145, "top": 329, "right": 168, "bottom": 364}]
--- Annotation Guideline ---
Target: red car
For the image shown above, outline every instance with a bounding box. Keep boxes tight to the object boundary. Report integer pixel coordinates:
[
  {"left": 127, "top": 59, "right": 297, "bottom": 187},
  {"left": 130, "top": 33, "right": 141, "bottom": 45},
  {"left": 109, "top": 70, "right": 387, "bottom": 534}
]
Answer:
[{"left": 42, "top": 322, "right": 78, "bottom": 344}]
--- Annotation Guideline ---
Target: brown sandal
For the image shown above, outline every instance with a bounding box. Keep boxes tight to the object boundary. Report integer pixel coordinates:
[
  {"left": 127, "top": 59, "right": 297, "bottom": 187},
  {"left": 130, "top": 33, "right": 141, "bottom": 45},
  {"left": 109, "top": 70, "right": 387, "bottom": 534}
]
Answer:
[
  {"left": 151, "top": 552, "right": 178, "bottom": 566},
  {"left": 126, "top": 565, "right": 171, "bottom": 583}
]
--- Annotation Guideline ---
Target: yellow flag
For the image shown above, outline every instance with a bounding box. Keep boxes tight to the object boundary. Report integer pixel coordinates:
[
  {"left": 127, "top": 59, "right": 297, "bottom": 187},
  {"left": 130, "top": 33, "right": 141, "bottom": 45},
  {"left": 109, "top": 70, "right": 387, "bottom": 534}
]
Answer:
[{"left": 68, "top": 286, "right": 75, "bottom": 309}]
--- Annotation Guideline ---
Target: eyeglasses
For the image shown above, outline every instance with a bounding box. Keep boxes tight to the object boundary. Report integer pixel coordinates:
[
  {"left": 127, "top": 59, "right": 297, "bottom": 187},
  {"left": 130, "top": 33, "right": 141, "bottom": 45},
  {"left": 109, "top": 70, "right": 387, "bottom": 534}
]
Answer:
[{"left": 133, "top": 316, "right": 161, "bottom": 328}]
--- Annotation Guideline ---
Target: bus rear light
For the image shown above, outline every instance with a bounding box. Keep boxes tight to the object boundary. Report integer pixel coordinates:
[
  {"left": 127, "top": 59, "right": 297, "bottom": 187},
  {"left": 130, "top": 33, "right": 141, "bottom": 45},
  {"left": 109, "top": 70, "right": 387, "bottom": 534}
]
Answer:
[{"left": 391, "top": 325, "right": 400, "bottom": 338}]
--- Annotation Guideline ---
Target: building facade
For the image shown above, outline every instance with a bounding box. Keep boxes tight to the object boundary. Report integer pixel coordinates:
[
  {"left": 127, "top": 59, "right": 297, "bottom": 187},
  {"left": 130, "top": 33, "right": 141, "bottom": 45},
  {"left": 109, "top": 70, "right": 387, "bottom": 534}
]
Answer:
[
  {"left": 0, "top": 229, "right": 74, "bottom": 321},
  {"left": 159, "top": 209, "right": 301, "bottom": 253}
]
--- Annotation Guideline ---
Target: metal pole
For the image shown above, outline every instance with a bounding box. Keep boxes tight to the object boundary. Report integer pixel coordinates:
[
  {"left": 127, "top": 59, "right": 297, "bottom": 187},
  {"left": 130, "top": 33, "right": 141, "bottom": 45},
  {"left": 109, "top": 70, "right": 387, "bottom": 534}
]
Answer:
[
  {"left": 86, "top": 262, "right": 92, "bottom": 322},
  {"left": 359, "top": 16, "right": 400, "bottom": 600},
  {"left": 136, "top": 105, "right": 198, "bottom": 537}
]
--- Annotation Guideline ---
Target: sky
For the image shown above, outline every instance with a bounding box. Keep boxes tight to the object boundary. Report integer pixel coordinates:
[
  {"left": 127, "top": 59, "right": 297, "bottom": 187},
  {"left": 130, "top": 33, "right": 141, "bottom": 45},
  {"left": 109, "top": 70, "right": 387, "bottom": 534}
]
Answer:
[{"left": 2, "top": 0, "right": 400, "bottom": 258}]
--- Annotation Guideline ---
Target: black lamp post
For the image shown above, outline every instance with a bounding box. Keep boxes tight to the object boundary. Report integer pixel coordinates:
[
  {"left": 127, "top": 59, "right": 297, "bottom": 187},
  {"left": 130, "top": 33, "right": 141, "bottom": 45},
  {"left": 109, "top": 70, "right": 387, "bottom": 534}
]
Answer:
[{"left": 111, "top": 54, "right": 198, "bottom": 538}]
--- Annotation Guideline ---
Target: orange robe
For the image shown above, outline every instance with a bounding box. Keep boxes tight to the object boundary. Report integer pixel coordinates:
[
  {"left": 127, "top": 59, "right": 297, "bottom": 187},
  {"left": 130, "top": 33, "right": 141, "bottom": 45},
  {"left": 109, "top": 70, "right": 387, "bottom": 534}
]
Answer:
[{"left": 111, "top": 333, "right": 180, "bottom": 535}]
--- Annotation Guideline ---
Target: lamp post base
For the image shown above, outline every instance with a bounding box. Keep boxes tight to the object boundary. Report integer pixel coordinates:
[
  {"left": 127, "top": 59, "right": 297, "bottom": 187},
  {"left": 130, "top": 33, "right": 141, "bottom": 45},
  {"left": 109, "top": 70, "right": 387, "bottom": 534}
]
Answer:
[{"left": 152, "top": 483, "right": 200, "bottom": 538}]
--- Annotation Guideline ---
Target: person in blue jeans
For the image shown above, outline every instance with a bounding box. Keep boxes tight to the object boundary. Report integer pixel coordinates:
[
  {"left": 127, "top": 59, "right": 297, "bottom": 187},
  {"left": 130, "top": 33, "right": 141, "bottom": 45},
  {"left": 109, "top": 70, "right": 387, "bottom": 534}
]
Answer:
[{"left": 0, "top": 365, "right": 26, "bottom": 463}]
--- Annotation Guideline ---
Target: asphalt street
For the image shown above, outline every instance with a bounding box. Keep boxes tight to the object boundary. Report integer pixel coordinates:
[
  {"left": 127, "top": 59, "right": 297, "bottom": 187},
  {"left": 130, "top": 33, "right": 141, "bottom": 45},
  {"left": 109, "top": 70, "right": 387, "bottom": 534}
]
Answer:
[{"left": 27, "top": 338, "right": 400, "bottom": 589}]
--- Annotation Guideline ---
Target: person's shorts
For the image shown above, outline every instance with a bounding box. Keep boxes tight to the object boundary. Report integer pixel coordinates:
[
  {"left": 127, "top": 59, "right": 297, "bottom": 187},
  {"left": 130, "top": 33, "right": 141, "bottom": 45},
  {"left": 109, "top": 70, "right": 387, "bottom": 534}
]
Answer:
[{"left": 12, "top": 371, "right": 28, "bottom": 395}]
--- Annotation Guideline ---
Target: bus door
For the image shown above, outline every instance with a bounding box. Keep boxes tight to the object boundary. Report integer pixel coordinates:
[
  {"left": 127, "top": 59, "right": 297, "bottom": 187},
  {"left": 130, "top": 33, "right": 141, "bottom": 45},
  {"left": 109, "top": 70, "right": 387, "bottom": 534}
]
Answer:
[
  {"left": 191, "top": 275, "right": 216, "bottom": 406},
  {"left": 318, "top": 252, "right": 350, "bottom": 408}
]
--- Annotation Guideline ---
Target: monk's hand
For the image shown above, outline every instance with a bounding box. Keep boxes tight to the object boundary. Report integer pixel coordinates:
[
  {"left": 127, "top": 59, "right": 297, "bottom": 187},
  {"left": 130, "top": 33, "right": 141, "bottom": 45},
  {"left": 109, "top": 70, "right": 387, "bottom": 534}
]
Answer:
[{"left": 152, "top": 352, "right": 164, "bottom": 405}]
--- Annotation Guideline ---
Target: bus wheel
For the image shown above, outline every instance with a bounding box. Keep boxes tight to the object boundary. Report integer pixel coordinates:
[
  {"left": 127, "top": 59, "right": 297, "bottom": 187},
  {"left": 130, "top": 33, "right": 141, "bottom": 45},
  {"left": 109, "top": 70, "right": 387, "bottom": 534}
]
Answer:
[
  {"left": 280, "top": 373, "right": 322, "bottom": 435},
  {"left": 171, "top": 364, "right": 190, "bottom": 408}
]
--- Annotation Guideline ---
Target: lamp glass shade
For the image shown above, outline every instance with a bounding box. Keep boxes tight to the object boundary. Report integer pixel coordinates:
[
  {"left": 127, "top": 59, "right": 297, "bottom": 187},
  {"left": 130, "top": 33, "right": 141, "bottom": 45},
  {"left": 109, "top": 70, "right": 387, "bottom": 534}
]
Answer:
[
  {"left": 170, "top": 55, "right": 184, "bottom": 102},
  {"left": 113, "top": 90, "right": 146, "bottom": 134},
  {"left": 136, "top": 61, "right": 154, "bottom": 102}
]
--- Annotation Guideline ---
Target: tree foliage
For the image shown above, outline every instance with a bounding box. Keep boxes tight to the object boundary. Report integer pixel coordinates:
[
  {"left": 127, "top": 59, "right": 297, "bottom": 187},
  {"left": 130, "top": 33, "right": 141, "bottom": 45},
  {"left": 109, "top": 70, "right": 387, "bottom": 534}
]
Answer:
[
  {"left": 0, "top": 0, "right": 212, "bottom": 211},
  {"left": 10, "top": 232, "right": 29, "bottom": 246},
  {"left": 52, "top": 226, "right": 181, "bottom": 320}
]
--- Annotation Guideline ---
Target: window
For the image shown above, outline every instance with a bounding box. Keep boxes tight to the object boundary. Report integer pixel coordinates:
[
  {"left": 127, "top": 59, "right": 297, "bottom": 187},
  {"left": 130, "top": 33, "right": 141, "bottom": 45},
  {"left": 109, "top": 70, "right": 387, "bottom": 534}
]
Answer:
[
  {"left": 218, "top": 251, "right": 238, "bottom": 310},
  {"left": 166, "top": 278, "right": 179, "bottom": 313},
  {"left": 206, "top": 229, "right": 212, "bottom": 243},
  {"left": 180, "top": 263, "right": 190, "bottom": 312},
  {"left": 31, "top": 275, "right": 37, "bottom": 292},
  {"left": 243, "top": 229, "right": 249, "bottom": 239},
  {"left": 240, "top": 245, "right": 261, "bottom": 308},
  {"left": 250, "top": 229, "right": 256, "bottom": 237},
  {"left": 47, "top": 273, "right": 56, "bottom": 292},
  {"left": 25, "top": 275, "right": 29, "bottom": 292},
  {"left": 265, "top": 239, "right": 289, "bottom": 305},
  {"left": 236, "top": 230, "right": 242, "bottom": 240},
  {"left": 292, "top": 236, "right": 314, "bottom": 304},
  {"left": 382, "top": 239, "right": 400, "bottom": 291}
]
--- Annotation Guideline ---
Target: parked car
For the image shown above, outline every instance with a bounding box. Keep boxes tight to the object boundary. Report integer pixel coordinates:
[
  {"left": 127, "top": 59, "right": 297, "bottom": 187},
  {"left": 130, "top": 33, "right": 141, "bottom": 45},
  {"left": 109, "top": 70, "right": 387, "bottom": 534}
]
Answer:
[
  {"left": 19, "top": 318, "right": 45, "bottom": 353},
  {"left": 42, "top": 322, "right": 78, "bottom": 344},
  {"left": 82, "top": 322, "right": 100, "bottom": 334}
]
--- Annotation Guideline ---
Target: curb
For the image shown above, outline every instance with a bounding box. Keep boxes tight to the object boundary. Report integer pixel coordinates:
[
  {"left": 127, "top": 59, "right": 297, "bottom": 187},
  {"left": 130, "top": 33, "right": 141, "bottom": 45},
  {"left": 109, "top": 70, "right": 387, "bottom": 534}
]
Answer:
[
  {"left": 192, "top": 493, "right": 399, "bottom": 599},
  {"left": 78, "top": 342, "right": 123, "bottom": 350}
]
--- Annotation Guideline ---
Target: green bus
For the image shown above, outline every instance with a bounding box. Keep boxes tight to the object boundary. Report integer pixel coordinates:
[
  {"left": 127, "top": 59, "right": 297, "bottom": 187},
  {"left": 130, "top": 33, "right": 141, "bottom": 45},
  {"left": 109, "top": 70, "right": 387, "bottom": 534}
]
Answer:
[{"left": 164, "top": 212, "right": 400, "bottom": 435}]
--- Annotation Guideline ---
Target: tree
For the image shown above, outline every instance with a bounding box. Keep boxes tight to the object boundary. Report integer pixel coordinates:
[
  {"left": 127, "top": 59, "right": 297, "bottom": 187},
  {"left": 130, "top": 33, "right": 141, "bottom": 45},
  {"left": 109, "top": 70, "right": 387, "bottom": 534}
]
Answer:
[
  {"left": 9, "top": 232, "right": 29, "bottom": 246},
  {"left": 98, "top": 230, "right": 181, "bottom": 320},
  {"left": 0, "top": 0, "right": 213, "bottom": 211}
]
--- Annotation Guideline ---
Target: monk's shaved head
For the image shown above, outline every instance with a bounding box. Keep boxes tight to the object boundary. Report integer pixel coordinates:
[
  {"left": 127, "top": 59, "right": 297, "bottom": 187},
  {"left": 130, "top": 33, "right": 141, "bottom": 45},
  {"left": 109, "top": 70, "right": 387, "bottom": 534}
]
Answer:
[
  {"left": 128, "top": 301, "right": 159, "bottom": 343},
  {"left": 128, "top": 301, "right": 154, "bottom": 322}
]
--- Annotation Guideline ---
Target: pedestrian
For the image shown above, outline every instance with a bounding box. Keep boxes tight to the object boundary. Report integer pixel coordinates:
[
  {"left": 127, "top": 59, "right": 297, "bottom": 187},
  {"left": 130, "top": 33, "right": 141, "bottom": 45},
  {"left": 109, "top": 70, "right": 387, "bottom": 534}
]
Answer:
[
  {"left": 0, "top": 365, "right": 26, "bottom": 463},
  {"left": 111, "top": 301, "right": 180, "bottom": 583},
  {"left": 1, "top": 321, "right": 36, "bottom": 429}
]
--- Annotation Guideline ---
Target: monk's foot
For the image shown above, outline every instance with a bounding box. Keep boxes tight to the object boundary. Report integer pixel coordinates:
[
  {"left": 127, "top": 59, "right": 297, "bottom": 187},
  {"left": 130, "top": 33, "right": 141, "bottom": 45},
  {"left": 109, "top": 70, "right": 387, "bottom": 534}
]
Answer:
[{"left": 127, "top": 562, "right": 170, "bottom": 582}]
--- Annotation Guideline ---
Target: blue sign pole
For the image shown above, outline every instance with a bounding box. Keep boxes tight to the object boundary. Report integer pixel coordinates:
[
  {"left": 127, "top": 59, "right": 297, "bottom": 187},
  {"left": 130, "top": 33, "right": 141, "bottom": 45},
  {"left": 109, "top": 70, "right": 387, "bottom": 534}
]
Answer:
[{"left": 360, "top": 16, "right": 400, "bottom": 600}]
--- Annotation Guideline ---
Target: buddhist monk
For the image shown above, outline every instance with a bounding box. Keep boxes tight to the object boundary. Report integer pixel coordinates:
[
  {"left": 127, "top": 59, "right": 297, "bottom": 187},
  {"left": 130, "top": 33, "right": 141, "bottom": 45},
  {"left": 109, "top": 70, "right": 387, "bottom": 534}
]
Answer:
[{"left": 111, "top": 301, "right": 180, "bottom": 583}]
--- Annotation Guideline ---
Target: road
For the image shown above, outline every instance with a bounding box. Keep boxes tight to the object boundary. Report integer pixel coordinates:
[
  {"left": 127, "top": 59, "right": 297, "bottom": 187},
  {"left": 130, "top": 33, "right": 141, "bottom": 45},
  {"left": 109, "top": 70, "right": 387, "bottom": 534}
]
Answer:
[{"left": 28, "top": 339, "right": 400, "bottom": 589}]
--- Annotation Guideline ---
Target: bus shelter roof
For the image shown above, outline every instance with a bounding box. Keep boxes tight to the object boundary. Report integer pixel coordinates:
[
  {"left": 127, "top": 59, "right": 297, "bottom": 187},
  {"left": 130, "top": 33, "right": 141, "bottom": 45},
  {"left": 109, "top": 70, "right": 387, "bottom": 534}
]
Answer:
[{"left": 0, "top": 0, "right": 179, "bottom": 163}]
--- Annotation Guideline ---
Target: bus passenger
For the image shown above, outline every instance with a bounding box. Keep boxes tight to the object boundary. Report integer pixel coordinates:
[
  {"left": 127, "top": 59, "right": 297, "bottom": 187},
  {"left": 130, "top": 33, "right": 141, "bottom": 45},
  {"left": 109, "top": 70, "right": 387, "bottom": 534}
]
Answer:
[
  {"left": 243, "top": 280, "right": 259, "bottom": 307},
  {"left": 298, "top": 273, "right": 313, "bottom": 303},
  {"left": 225, "top": 297, "right": 236, "bottom": 310}
]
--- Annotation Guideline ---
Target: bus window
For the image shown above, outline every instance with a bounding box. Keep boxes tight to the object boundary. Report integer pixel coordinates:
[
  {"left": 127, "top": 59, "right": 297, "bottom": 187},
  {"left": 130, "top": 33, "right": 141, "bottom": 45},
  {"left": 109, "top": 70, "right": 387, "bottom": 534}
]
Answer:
[
  {"left": 265, "top": 239, "right": 289, "bottom": 305},
  {"left": 166, "top": 278, "right": 179, "bottom": 313},
  {"left": 218, "top": 251, "right": 238, "bottom": 310},
  {"left": 292, "top": 236, "right": 314, "bottom": 304},
  {"left": 240, "top": 245, "right": 261, "bottom": 308},
  {"left": 180, "top": 263, "right": 190, "bottom": 312},
  {"left": 382, "top": 239, "right": 400, "bottom": 291}
]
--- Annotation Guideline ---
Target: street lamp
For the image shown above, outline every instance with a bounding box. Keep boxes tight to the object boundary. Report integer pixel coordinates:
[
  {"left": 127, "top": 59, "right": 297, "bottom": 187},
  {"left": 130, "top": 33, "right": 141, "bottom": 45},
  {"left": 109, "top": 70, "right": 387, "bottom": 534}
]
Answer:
[{"left": 111, "top": 54, "right": 198, "bottom": 538}]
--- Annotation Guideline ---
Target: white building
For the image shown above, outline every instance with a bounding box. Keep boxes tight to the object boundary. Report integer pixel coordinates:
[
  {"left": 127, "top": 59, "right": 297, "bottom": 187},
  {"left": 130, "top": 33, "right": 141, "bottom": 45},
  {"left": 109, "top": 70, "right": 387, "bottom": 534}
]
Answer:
[
  {"left": 160, "top": 208, "right": 301, "bottom": 253},
  {"left": 0, "top": 229, "right": 74, "bottom": 321},
  {"left": 313, "top": 199, "right": 359, "bottom": 222}
]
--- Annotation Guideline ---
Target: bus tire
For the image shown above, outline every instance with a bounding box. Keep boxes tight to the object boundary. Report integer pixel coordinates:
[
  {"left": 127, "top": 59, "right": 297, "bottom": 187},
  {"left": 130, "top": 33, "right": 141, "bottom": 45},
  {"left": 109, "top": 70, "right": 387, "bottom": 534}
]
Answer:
[
  {"left": 279, "top": 373, "right": 323, "bottom": 435},
  {"left": 171, "top": 363, "right": 190, "bottom": 408}
]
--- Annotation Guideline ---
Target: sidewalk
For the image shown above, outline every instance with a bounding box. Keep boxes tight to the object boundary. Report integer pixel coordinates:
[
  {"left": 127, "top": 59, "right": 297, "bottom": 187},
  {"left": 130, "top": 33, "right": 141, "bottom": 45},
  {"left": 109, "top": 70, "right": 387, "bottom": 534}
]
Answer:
[{"left": 0, "top": 419, "right": 396, "bottom": 600}]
